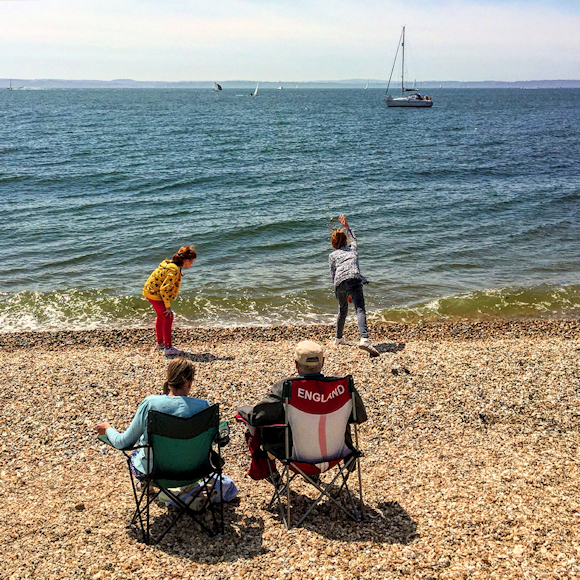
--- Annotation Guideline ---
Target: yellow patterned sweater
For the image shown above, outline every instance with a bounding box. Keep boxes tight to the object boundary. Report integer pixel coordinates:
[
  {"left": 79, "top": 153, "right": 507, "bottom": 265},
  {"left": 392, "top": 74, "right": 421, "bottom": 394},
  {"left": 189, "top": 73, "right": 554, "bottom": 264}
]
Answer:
[{"left": 142, "top": 260, "right": 183, "bottom": 307}]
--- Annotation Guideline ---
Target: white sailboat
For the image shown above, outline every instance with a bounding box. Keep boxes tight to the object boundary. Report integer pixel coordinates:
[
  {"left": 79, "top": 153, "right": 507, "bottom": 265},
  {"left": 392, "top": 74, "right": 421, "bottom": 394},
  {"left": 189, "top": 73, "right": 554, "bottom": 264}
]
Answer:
[
  {"left": 364, "top": 80, "right": 369, "bottom": 90},
  {"left": 384, "top": 27, "right": 433, "bottom": 108},
  {"left": 250, "top": 82, "right": 259, "bottom": 97},
  {"left": 7, "top": 80, "right": 24, "bottom": 91},
  {"left": 213, "top": 82, "right": 222, "bottom": 91}
]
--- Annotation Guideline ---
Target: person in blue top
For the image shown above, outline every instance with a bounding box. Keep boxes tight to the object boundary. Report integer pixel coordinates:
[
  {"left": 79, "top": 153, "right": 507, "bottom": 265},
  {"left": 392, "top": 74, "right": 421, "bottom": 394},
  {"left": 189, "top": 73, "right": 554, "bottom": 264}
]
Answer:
[
  {"left": 329, "top": 214, "right": 380, "bottom": 357},
  {"left": 94, "top": 358, "right": 209, "bottom": 479}
]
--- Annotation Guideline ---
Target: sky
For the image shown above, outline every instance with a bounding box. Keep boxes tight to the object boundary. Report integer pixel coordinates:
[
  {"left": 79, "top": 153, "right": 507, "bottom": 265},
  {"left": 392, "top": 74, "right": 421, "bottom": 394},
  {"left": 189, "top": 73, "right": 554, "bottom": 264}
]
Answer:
[{"left": 1, "top": 0, "right": 579, "bottom": 82}]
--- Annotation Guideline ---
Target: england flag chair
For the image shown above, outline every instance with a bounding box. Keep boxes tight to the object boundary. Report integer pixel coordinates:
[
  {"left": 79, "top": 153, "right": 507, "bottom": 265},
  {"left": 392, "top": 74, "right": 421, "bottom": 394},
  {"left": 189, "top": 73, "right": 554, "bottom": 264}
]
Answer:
[{"left": 243, "top": 375, "right": 364, "bottom": 529}]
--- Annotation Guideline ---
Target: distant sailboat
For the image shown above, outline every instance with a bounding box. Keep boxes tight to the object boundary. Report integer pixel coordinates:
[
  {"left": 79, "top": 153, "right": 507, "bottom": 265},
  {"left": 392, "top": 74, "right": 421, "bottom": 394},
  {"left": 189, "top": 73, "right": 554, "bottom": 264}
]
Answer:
[
  {"left": 7, "top": 80, "right": 24, "bottom": 91},
  {"left": 384, "top": 27, "right": 433, "bottom": 108},
  {"left": 250, "top": 82, "right": 259, "bottom": 97},
  {"left": 278, "top": 85, "right": 283, "bottom": 90},
  {"left": 364, "top": 80, "right": 369, "bottom": 90},
  {"left": 213, "top": 82, "right": 222, "bottom": 91}
]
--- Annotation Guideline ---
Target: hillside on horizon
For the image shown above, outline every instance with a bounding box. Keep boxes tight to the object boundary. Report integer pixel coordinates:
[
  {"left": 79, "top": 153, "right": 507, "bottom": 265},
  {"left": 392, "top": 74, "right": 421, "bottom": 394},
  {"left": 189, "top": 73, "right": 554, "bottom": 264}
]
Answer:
[{"left": 3, "top": 78, "right": 580, "bottom": 90}]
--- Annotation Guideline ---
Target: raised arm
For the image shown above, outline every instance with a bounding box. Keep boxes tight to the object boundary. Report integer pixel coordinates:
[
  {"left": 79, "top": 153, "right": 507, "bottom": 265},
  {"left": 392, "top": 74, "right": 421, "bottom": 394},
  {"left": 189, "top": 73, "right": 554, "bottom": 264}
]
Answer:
[{"left": 338, "top": 215, "right": 357, "bottom": 249}]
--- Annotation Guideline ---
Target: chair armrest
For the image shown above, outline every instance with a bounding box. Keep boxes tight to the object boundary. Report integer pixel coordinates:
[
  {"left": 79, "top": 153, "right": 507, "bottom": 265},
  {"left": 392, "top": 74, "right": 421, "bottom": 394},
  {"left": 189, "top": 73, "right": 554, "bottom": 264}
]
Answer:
[
  {"left": 216, "top": 420, "right": 230, "bottom": 447},
  {"left": 98, "top": 434, "right": 114, "bottom": 446}
]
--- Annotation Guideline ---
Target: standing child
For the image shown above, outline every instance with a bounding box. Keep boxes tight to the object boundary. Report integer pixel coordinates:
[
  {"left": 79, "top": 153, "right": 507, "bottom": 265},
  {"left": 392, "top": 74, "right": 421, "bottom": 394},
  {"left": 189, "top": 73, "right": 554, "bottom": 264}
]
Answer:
[
  {"left": 142, "top": 245, "right": 197, "bottom": 357},
  {"left": 329, "top": 215, "right": 380, "bottom": 357}
]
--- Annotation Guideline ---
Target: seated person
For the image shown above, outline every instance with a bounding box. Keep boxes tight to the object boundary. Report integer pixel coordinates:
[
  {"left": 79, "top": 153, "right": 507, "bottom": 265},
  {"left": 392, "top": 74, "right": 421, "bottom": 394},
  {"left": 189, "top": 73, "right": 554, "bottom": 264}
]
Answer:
[
  {"left": 94, "top": 358, "right": 209, "bottom": 482},
  {"left": 237, "top": 340, "right": 367, "bottom": 484}
]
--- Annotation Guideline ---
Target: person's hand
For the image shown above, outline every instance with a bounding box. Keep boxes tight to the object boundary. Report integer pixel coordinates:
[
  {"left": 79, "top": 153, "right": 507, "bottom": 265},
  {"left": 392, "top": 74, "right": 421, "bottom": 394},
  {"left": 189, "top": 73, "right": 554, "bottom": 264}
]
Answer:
[
  {"left": 94, "top": 422, "right": 111, "bottom": 436},
  {"left": 338, "top": 214, "right": 349, "bottom": 229},
  {"left": 164, "top": 307, "right": 172, "bottom": 317}
]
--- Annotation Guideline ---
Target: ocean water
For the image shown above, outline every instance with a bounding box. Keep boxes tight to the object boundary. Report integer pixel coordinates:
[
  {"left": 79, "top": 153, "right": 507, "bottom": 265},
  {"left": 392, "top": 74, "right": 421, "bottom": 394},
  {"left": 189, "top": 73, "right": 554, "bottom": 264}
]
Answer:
[{"left": 0, "top": 88, "right": 579, "bottom": 332}]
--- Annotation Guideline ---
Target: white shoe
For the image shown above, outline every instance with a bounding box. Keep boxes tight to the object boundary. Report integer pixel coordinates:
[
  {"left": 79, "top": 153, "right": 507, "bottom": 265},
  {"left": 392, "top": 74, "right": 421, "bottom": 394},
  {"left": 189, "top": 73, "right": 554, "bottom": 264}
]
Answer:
[
  {"left": 359, "top": 338, "right": 380, "bottom": 357},
  {"left": 163, "top": 346, "right": 184, "bottom": 357},
  {"left": 334, "top": 338, "right": 348, "bottom": 346}
]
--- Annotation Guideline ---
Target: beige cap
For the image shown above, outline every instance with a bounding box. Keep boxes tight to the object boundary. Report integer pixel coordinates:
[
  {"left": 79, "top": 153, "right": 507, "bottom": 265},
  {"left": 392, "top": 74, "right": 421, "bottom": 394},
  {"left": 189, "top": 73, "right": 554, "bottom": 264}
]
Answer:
[{"left": 294, "top": 340, "right": 324, "bottom": 368}]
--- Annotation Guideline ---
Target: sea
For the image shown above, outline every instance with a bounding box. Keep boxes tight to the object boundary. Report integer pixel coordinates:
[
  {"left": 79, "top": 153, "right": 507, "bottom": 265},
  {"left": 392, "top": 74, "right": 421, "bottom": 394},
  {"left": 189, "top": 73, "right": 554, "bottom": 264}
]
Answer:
[{"left": 0, "top": 88, "right": 579, "bottom": 332}]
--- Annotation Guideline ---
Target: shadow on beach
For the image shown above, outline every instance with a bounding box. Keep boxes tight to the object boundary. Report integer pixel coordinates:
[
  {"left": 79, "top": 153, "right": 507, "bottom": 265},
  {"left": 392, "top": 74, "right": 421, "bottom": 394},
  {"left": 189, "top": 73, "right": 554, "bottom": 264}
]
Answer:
[
  {"left": 169, "top": 351, "right": 235, "bottom": 363},
  {"left": 127, "top": 501, "right": 267, "bottom": 563},
  {"left": 126, "top": 498, "right": 416, "bottom": 561},
  {"left": 296, "top": 499, "right": 418, "bottom": 545},
  {"left": 374, "top": 342, "right": 406, "bottom": 354}
]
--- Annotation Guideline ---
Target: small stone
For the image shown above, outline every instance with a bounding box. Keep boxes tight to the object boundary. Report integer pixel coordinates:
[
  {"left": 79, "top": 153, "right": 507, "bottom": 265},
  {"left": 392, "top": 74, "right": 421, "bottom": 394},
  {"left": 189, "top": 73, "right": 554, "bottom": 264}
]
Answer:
[{"left": 75, "top": 503, "right": 85, "bottom": 511}]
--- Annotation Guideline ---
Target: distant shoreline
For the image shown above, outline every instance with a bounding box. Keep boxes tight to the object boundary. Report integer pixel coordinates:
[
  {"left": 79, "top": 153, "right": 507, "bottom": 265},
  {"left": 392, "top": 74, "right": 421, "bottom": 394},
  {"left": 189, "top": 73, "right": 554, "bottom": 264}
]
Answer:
[{"left": 3, "top": 79, "right": 580, "bottom": 90}]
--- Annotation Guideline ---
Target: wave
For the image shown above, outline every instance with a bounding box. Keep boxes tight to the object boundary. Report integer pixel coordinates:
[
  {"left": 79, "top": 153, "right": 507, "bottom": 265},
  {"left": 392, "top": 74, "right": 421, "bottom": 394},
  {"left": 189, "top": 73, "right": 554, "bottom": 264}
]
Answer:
[
  {"left": 374, "top": 285, "right": 580, "bottom": 324},
  {"left": 0, "top": 284, "right": 578, "bottom": 333}
]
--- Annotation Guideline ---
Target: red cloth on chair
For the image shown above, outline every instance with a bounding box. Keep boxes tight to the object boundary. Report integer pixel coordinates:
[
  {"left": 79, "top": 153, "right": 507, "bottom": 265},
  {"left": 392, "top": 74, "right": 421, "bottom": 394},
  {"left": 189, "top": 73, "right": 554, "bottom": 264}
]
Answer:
[{"left": 244, "top": 429, "right": 276, "bottom": 481}]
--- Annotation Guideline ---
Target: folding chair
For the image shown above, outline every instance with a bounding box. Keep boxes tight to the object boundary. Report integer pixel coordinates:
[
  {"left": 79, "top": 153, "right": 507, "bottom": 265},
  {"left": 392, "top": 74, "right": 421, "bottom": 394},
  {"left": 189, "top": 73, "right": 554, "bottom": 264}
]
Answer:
[
  {"left": 99, "top": 404, "right": 229, "bottom": 544},
  {"left": 242, "top": 375, "right": 364, "bottom": 529}
]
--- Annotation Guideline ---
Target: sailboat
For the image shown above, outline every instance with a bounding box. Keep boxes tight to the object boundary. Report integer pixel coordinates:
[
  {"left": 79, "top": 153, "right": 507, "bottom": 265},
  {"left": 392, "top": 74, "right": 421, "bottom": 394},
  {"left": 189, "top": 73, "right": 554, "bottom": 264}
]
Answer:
[
  {"left": 250, "top": 82, "right": 259, "bottom": 97},
  {"left": 213, "top": 82, "right": 222, "bottom": 91},
  {"left": 384, "top": 27, "right": 433, "bottom": 108},
  {"left": 7, "top": 80, "right": 24, "bottom": 91},
  {"left": 364, "top": 80, "right": 369, "bottom": 90}
]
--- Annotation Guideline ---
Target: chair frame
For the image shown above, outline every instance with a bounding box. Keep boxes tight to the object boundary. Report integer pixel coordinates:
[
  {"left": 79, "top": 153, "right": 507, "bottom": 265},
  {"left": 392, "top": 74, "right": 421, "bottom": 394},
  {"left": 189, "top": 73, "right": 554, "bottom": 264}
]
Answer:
[
  {"left": 264, "top": 375, "right": 364, "bottom": 529},
  {"left": 100, "top": 404, "right": 229, "bottom": 544}
]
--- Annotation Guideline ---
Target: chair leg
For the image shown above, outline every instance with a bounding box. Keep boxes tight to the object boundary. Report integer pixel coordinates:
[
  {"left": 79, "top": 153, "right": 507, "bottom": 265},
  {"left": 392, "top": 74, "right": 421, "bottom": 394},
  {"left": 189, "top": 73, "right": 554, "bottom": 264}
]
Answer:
[
  {"left": 128, "top": 462, "right": 156, "bottom": 543},
  {"left": 146, "top": 484, "right": 150, "bottom": 545},
  {"left": 356, "top": 455, "right": 365, "bottom": 521},
  {"left": 219, "top": 471, "right": 225, "bottom": 535},
  {"left": 292, "top": 462, "right": 362, "bottom": 528},
  {"left": 266, "top": 460, "right": 294, "bottom": 529},
  {"left": 285, "top": 464, "right": 291, "bottom": 529}
]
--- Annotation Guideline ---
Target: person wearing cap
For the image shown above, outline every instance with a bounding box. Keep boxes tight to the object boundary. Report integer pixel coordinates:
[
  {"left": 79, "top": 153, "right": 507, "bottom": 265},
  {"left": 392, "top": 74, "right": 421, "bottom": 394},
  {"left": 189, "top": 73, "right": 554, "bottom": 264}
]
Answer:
[
  {"left": 237, "top": 340, "right": 367, "bottom": 485},
  {"left": 329, "top": 214, "right": 380, "bottom": 357}
]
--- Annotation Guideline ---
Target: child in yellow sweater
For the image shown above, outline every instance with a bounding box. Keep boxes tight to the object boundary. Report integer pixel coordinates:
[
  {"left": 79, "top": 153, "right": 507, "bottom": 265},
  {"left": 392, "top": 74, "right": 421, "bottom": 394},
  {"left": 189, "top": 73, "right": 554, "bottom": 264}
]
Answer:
[{"left": 143, "top": 245, "right": 196, "bottom": 356}]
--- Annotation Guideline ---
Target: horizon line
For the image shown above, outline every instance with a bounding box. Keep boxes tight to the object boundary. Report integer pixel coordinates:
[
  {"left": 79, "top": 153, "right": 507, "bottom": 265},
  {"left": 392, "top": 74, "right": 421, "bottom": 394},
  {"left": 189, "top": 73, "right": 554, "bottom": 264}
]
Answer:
[{"left": 3, "top": 77, "right": 580, "bottom": 84}]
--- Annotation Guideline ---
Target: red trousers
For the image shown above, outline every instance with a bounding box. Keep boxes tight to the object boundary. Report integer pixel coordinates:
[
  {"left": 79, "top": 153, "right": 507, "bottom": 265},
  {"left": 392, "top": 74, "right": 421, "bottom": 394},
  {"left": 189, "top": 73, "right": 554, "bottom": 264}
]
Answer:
[{"left": 147, "top": 298, "right": 173, "bottom": 348}]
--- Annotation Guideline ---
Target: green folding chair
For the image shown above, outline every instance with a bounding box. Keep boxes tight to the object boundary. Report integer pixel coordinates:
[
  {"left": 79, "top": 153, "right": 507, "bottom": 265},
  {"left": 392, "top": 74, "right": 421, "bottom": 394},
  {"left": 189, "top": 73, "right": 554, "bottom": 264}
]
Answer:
[{"left": 99, "top": 404, "right": 230, "bottom": 544}]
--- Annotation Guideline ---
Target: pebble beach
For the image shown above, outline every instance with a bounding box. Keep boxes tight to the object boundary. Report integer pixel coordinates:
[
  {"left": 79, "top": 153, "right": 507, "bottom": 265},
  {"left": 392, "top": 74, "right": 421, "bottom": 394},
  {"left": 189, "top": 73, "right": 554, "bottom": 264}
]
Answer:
[{"left": 1, "top": 319, "right": 579, "bottom": 580}]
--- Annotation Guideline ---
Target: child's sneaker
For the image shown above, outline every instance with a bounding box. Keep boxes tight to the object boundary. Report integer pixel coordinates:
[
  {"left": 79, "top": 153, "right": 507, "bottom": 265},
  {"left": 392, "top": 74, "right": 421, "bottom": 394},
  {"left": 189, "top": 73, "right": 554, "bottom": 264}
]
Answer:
[
  {"left": 334, "top": 338, "right": 349, "bottom": 346},
  {"left": 359, "top": 338, "right": 380, "bottom": 357},
  {"left": 163, "top": 346, "right": 184, "bottom": 357},
  {"left": 154, "top": 344, "right": 164, "bottom": 351}
]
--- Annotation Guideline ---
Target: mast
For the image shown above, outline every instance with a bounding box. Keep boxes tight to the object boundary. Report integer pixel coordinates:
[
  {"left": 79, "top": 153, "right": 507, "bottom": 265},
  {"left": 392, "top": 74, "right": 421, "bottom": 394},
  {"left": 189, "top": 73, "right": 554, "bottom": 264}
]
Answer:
[
  {"left": 385, "top": 27, "right": 404, "bottom": 98},
  {"left": 401, "top": 26, "right": 405, "bottom": 96}
]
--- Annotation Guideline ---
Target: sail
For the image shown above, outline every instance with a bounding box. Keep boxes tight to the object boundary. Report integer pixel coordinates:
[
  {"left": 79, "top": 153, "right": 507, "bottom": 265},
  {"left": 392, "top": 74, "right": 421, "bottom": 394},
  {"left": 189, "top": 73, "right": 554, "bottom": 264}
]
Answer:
[{"left": 213, "top": 82, "right": 222, "bottom": 91}]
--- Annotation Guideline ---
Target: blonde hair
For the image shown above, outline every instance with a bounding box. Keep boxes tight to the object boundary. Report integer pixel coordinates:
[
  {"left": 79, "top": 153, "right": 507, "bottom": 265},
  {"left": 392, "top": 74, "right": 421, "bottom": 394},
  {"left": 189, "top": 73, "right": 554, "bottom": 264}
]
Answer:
[{"left": 163, "top": 357, "right": 195, "bottom": 394}]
